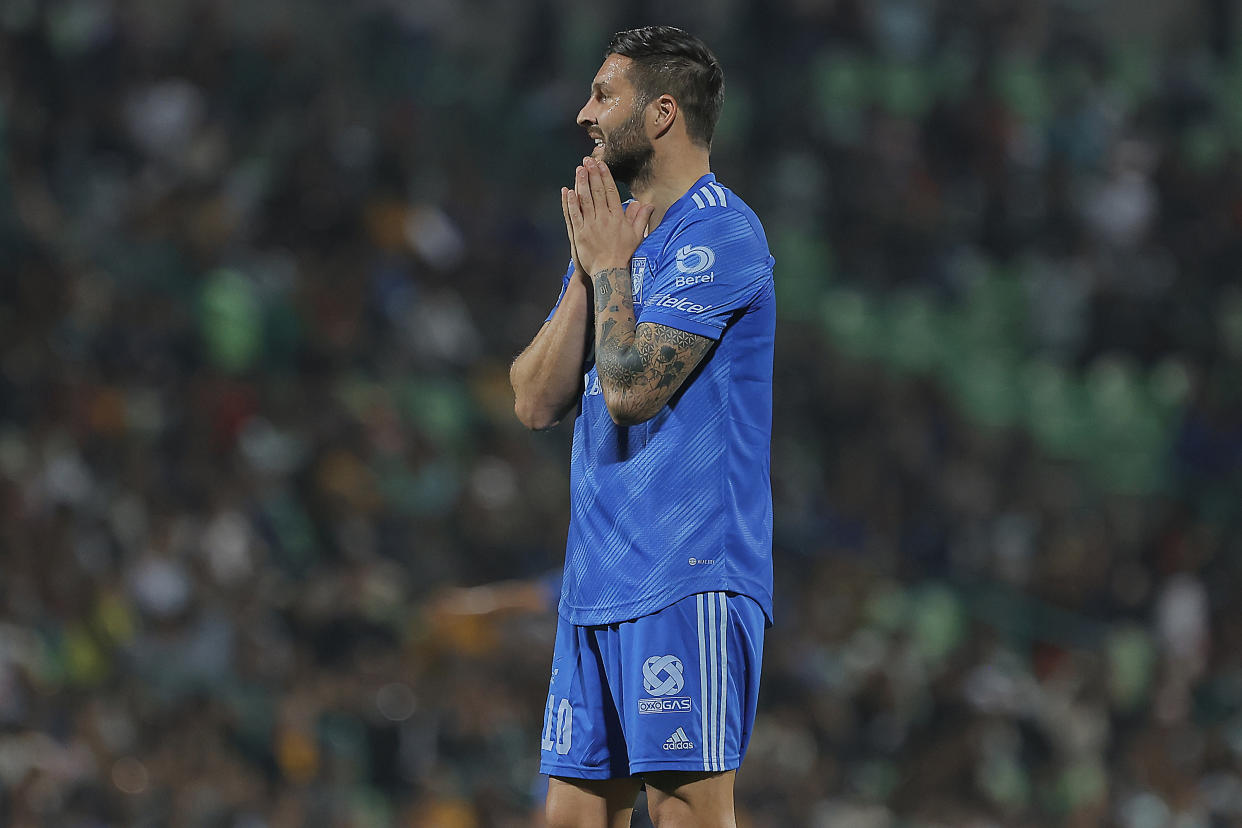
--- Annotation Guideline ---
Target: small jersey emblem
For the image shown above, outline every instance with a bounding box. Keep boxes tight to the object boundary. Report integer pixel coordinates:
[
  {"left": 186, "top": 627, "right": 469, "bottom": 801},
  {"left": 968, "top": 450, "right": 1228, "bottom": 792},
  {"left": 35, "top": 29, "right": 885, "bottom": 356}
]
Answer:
[
  {"left": 643, "top": 655, "right": 685, "bottom": 696},
  {"left": 663, "top": 727, "right": 695, "bottom": 751},
  {"left": 639, "top": 697, "right": 692, "bottom": 714},
  {"left": 675, "top": 245, "right": 715, "bottom": 274},
  {"left": 631, "top": 257, "right": 648, "bottom": 305}
]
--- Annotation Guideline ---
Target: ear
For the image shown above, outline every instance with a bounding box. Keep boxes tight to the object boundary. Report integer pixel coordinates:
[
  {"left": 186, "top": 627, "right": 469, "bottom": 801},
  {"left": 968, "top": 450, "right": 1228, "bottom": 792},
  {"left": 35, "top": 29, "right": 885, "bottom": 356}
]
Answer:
[{"left": 649, "top": 93, "right": 677, "bottom": 140}]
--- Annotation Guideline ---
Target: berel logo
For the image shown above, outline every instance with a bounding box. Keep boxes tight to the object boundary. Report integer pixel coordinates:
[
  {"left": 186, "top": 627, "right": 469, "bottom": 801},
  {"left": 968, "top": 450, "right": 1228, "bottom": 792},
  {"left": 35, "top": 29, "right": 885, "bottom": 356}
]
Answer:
[
  {"left": 675, "top": 273, "right": 714, "bottom": 287},
  {"left": 639, "top": 697, "right": 692, "bottom": 715},
  {"left": 675, "top": 245, "right": 715, "bottom": 274}
]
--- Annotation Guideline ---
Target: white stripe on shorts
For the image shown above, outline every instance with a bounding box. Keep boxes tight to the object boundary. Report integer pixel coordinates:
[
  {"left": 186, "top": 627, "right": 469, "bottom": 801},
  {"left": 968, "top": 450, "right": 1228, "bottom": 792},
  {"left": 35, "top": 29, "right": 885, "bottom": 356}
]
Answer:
[
  {"left": 697, "top": 593, "right": 709, "bottom": 770},
  {"left": 707, "top": 593, "right": 718, "bottom": 771},
  {"left": 697, "top": 591, "right": 730, "bottom": 772},
  {"left": 717, "top": 591, "right": 728, "bottom": 772}
]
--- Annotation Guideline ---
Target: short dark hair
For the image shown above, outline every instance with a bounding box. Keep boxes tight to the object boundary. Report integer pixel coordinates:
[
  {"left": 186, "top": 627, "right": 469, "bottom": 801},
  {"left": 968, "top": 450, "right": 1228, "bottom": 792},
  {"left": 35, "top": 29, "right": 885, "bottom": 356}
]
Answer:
[{"left": 606, "top": 26, "right": 724, "bottom": 149}]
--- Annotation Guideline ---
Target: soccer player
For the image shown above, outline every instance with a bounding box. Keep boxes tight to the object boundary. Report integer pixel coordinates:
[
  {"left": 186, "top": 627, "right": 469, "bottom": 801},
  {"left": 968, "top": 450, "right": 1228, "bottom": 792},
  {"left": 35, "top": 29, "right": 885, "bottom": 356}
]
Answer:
[{"left": 509, "top": 26, "right": 775, "bottom": 828}]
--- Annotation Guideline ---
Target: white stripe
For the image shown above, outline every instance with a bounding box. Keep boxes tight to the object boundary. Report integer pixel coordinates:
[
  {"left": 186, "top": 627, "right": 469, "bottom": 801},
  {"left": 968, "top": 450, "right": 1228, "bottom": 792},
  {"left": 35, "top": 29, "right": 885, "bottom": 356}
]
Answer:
[
  {"left": 710, "top": 183, "right": 728, "bottom": 207},
  {"left": 699, "top": 186, "right": 717, "bottom": 207},
  {"left": 718, "top": 592, "right": 728, "bottom": 771},
  {"left": 697, "top": 594, "right": 709, "bottom": 770},
  {"left": 691, "top": 193, "right": 705, "bottom": 209},
  {"left": 707, "top": 594, "right": 719, "bottom": 771}
]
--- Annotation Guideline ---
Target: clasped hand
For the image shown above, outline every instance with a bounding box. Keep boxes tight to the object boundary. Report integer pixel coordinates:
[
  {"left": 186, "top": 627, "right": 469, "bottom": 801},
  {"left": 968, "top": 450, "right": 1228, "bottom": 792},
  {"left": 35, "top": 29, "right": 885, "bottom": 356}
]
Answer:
[{"left": 561, "top": 158, "right": 655, "bottom": 280}]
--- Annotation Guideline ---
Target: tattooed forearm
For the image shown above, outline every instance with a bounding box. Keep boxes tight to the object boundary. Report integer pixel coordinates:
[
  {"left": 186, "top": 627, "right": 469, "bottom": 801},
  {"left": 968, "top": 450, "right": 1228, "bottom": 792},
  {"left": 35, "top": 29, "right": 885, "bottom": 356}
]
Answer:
[
  {"left": 595, "top": 269, "right": 619, "bottom": 314},
  {"left": 589, "top": 266, "right": 713, "bottom": 425}
]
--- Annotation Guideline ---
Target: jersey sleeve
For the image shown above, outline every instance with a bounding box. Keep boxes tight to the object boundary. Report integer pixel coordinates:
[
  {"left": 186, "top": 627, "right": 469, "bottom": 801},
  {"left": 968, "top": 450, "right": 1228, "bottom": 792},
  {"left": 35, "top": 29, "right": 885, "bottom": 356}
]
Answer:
[
  {"left": 639, "top": 211, "right": 771, "bottom": 340},
  {"left": 544, "top": 259, "right": 576, "bottom": 323}
]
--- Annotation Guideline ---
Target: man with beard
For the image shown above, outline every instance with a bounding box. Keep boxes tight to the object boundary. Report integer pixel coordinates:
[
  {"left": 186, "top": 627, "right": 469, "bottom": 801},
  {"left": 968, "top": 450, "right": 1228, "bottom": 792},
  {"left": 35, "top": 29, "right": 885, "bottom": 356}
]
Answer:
[{"left": 510, "top": 26, "right": 775, "bottom": 827}]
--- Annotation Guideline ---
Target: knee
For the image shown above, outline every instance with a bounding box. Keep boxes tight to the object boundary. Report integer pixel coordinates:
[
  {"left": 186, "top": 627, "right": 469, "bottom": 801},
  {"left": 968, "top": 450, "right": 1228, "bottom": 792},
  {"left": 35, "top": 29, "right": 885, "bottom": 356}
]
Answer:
[
  {"left": 544, "top": 795, "right": 580, "bottom": 828},
  {"left": 649, "top": 797, "right": 738, "bottom": 828},
  {"left": 647, "top": 796, "right": 692, "bottom": 828}
]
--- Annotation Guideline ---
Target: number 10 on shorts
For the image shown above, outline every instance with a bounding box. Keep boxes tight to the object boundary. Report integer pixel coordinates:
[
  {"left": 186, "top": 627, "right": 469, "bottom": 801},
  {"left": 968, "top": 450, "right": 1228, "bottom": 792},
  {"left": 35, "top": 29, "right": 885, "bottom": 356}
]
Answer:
[{"left": 541, "top": 694, "right": 573, "bottom": 755}]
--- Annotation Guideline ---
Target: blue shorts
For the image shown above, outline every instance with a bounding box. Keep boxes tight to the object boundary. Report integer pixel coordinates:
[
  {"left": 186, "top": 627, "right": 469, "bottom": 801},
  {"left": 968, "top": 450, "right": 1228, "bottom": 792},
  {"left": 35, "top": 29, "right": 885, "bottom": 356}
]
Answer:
[{"left": 539, "top": 591, "right": 765, "bottom": 779}]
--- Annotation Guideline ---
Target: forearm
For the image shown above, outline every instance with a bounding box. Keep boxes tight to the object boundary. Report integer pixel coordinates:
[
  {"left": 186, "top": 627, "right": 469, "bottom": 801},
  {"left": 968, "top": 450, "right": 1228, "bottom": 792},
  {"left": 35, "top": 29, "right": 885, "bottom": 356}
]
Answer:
[
  {"left": 591, "top": 265, "right": 656, "bottom": 426},
  {"left": 511, "top": 276, "right": 592, "bottom": 430},
  {"left": 590, "top": 265, "right": 714, "bottom": 426}
]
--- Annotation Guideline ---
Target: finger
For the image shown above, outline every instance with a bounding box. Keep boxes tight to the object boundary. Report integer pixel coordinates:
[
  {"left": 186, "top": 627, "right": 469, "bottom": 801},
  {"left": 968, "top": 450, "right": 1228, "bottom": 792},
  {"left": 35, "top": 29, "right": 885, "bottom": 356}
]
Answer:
[
  {"left": 622, "top": 199, "right": 639, "bottom": 226},
  {"left": 597, "top": 161, "right": 622, "bottom": 210},
  {"left": 566, "top": 188, "right": 584, "bottom": 232},
  {"left": 575, "top": 163, "right": 594, "bottom": 218},
  {"left": 586, "top": 159, "right": 609, "bottom": 213},
  {"left": 637, "top": 202, "right": 656, "bottom": 232},
  {"left": 624, "top": 200, "right": 655, "bottom": 235},
  {"left": 561, "top": 186, "right": 574, "bottom": 235},
  {"left": 561, "top": 187, "right": 579, "bottom": 260}
]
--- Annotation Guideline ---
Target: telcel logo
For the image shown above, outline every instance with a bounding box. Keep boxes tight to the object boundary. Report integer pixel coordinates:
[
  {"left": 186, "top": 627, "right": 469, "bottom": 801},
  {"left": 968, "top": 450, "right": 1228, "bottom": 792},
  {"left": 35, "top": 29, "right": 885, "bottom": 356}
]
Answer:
[
  {"left": 639, "top": 697, "right": 692, "bottom": 715},
  {"left": 648, "top": 293, "right": 715, "bottom": 314}
]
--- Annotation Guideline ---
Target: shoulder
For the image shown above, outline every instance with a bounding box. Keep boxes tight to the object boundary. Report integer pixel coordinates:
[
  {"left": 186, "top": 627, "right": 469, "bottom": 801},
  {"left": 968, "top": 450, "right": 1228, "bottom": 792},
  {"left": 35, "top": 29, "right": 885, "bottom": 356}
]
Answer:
[{"left": 669, "top": 182, "right": 768, "bottom": 251}]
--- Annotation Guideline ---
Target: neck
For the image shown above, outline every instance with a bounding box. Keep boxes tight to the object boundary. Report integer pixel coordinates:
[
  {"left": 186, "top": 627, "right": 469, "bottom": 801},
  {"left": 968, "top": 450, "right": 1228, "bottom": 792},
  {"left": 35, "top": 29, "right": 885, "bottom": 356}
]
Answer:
[{"left": 629, "top": 147, "right": 711, "bottom": 231}]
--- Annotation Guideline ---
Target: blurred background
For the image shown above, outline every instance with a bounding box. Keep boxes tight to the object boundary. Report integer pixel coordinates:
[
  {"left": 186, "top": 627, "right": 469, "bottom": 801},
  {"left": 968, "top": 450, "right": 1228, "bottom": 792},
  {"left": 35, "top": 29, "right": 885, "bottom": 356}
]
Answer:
[{"left": 2, "top": 0, "right": 1241, "bottom": 825}]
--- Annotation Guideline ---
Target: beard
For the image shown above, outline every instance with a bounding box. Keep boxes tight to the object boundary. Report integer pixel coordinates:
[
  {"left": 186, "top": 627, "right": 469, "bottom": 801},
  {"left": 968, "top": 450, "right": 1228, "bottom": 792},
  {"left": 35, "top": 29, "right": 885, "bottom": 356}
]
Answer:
[{"left": 601, "top": 106, "right": 655, "bottom": 191}]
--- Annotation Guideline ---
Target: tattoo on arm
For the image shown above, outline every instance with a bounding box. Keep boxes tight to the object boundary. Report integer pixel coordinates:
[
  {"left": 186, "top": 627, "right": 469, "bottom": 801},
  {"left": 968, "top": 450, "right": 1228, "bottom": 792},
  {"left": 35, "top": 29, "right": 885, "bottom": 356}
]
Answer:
[{"left": 590, "top": 266, "right": 713, "bottom": 423}]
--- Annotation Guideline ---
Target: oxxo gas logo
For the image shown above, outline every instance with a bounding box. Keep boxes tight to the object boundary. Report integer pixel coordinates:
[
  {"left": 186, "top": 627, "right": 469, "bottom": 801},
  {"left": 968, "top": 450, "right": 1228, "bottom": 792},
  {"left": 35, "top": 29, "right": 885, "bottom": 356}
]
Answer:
[
  {"left": 675, "top": 244, "right": 715, "bottom": 274},
  {"left": 640, "top": 654, "right": 692, "bottom": 715},
  {"left": 643, "top": 655, "right": 685, "bottom": 695}
]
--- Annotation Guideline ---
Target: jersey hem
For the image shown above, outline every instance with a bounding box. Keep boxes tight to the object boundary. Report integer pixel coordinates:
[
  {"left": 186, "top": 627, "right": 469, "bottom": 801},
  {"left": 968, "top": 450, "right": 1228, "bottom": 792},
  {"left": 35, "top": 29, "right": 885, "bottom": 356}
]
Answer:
[
  {"left": 559, "top": 576, "right": 773, "bottom": 626},
  {"left": 636, "top": 309, "right": 724, "bottom": 340}
]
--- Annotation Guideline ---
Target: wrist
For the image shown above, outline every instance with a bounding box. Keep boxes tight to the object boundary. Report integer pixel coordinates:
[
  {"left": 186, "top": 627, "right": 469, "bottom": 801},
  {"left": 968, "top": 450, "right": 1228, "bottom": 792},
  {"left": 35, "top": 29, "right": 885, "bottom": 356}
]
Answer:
[{"left": 589, "top": 261, "right": 630, "bottom": 279}]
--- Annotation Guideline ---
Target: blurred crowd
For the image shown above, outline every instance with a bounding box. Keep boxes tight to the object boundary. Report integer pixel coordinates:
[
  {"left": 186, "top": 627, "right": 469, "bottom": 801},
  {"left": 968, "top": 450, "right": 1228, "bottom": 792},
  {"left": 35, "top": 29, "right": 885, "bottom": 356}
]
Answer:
[{"left": 1, "top": 0, "right": 1240, "bottom": 826}]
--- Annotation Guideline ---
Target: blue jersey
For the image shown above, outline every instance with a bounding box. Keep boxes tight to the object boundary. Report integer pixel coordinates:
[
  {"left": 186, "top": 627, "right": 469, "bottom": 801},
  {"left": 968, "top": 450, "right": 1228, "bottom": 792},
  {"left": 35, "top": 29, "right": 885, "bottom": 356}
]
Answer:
[{"left": 546, "top": 174, "right": 775, "bottom": 626}]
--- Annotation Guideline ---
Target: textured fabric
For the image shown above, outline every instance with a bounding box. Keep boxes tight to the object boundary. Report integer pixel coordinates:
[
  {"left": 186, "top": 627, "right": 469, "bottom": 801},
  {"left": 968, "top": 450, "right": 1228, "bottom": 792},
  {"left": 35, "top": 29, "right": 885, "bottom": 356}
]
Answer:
[
  {"left": 538, "top": 591, "right": 766, "bottom": 778},
  {"left": 549, "top": 174, "right": 776, "bottom": 626}
]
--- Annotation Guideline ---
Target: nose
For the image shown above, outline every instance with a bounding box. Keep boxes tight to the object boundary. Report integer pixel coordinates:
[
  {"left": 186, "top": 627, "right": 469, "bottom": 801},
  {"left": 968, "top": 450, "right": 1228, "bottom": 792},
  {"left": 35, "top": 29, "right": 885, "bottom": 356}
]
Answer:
[{"left": 576, "top": 98, "right": 595, "bottom": 129}]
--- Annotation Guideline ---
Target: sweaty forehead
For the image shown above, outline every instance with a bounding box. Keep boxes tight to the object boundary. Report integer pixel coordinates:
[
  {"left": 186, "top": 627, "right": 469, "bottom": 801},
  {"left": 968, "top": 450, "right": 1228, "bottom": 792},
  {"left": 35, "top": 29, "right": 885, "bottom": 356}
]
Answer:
[{"left": 592, "top": 53, "right": 635, "bottom": 92}]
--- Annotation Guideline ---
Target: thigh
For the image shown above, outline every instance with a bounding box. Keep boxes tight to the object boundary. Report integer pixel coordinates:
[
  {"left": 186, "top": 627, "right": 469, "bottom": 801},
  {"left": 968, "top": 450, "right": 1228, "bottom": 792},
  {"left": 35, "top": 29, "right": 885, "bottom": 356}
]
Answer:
[
  {"left": 539, "top": 613, "right": 632, "bottom": 780},
  {"left": 619, "top": 592, "right": 766, "bottom": 776},
  {"left": 643, "top": 770, "right": 737, "bottom": 828},
  {"left": 545, "top": 775, "right": 643, "bottom": 828}
]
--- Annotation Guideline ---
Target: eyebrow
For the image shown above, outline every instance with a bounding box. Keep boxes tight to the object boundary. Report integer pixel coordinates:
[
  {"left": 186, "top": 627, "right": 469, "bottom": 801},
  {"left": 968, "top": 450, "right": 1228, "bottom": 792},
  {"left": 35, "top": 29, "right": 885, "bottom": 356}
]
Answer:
[{"left": 591, "top": 81, "right": 611, "bottom": 95}]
